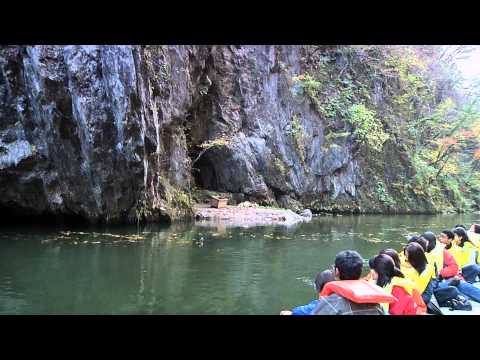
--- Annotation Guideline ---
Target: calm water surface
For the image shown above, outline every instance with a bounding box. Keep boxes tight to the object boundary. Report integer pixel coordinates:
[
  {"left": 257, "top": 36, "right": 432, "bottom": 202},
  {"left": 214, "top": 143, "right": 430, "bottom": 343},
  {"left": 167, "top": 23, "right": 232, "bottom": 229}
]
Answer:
[{"left": 1, "top": 214, "right": 479, "bottom": 314}]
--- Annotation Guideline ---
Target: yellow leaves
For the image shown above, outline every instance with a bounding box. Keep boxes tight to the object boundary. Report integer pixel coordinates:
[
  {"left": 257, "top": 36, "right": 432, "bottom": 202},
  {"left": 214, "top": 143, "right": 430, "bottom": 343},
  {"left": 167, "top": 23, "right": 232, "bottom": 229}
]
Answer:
[
  {"left": 434, "top": 97, "right": 455, "bottom": 117},
  {"left": 443, "top": 162, "right": 459, "bottom": 175},
  {"left": 470, "top": 121, "right": 480, "bottom": 135},
  {"left": 198, "top": 135, "right": 232, "bottom": 149},
  {"left": 474, "top": 148, "right": 480, "bottom": 160},
  {"left": 422, "top": 149, "right": 438, "bottom": 163},
  {"left": 413, "top": 185, "right": 426, "bottom": 196}
]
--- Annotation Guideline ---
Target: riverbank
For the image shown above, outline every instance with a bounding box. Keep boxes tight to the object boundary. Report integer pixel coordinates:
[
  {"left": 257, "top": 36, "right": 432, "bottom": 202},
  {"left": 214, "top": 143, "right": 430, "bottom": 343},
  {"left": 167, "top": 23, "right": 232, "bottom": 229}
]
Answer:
[{"left": 194, "top": 204, "right": 311, "bottom": 227}]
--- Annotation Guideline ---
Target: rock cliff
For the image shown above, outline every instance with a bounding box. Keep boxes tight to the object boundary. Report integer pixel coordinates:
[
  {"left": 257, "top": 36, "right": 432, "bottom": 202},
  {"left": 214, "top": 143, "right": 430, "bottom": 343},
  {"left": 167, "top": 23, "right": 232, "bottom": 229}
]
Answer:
[{"left": 0, "top": 45, "right": 448, "bottom": 223}]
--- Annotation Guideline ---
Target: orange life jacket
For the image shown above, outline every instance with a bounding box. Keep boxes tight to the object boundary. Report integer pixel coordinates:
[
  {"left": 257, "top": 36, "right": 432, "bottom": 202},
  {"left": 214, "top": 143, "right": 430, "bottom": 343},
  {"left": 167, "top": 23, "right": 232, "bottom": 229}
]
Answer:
[{"left": 319, "top": 279, "right": 397, "bottom": 304}]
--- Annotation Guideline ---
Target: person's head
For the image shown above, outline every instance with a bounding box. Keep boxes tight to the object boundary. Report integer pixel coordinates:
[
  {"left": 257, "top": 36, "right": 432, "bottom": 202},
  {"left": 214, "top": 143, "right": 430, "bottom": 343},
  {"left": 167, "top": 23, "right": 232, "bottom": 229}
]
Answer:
[
  {"left": 407, "top": 235, "right": 419, "bottom": 243},
  {"left": 314, "top": 269, "right": 335, "bottom": 293},
  {"left": 454, "top": 224, "right": 466, "bottom": 230},
  {"left": 379, "top": 248, "right": 401, "bottom": 269},
  {"left": 408, "top": 235, "right": 428, "bottom": 253},
  {"left": 334, "top": 250, "right": 364, "bottom": 280},
  {"left": 439, "top": 230, "right": 455, "bottom": 247},
  {"left": 470, "top": 224, "right": 480, "bottom": 234},
  {"left": 421, "top": 231, "right": 437, "bottom": 253},
  {"left": 405, "top": 242, "right": 427, "bottom": 274},
  {"left": 369, "top": 254, "right": 404, "bottom": 288},
  {"left": 453, "top": 227, "right": 470, "bottom": 247}
]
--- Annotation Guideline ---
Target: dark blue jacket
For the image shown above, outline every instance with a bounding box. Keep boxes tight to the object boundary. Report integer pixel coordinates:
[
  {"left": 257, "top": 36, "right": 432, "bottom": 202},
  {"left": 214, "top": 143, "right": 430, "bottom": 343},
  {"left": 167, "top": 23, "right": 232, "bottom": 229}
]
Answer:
[{"left": 291, "top": 300, "right": 320, "bottom": 315}]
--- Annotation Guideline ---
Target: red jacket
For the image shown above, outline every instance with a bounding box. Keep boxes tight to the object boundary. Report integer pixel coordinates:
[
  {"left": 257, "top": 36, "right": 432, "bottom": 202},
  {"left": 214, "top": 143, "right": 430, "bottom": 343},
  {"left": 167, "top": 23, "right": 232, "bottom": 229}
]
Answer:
[
  {"left": 440, "top": 250, "right": 463, "bottom": 279},
  {"left": 389, "top": 286, "right": 426, "bottom": 315}
]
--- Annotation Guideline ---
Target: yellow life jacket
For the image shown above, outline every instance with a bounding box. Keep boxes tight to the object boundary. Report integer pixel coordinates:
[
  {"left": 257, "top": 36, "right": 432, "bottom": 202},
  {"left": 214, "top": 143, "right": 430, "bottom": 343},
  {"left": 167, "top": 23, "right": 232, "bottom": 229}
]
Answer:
[
  {"left": 402, "top": 264, "right": 434, "bottom": 294},
  {"left": 447, "top": 244, "right": 464, "bottom": 268},
  {"left": 467, "top": 231, "right": 480, "bottom": 247},
  {"left": 455, "top": 242, "right": 477, "bottom": 268},
  {"left": 400, "top": 260, "right": 412, "bottom": 274},
  {"left": 429, "top": 244, "right": 444, "bottom": 277},
  {"left": 470, "top": 233, "right": 480, "bottom": 264},
  {"left": 382, "top": 277, "right": 416, "bottom": 314},
  {"left": 386, "top": 276, "right": 415, "bottom": 296},
  {"left": 425, "top": 252, "right": 436, "bottom": 279}
]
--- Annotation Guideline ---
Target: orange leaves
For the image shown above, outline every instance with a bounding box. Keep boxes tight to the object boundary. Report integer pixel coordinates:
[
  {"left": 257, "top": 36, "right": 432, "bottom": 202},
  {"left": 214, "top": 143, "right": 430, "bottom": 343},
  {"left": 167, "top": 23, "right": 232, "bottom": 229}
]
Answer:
[
  {"left": 292, "top": 74, "right": 306, "bottom": 83},
  {"left": 459, "top": 130, "right": 480, "bottom": 139},
  {"left": 474, "top": 148, "right": 480, "bottom": 160},
  {"left": 438, "top": 136, "right": 458, "bottom": 148}
]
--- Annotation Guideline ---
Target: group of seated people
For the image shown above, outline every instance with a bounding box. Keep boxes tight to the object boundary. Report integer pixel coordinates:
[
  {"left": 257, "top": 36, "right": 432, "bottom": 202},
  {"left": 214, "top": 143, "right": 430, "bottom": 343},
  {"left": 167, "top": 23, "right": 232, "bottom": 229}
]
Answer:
[{"left": 280, "top": 223, "right": 480, "bottom": 315}]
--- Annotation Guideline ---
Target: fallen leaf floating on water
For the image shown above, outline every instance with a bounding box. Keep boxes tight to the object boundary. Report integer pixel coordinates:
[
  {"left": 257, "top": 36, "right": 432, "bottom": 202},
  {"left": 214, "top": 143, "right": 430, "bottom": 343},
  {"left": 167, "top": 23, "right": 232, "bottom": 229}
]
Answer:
[{"left": 124, "top": 235, "right": 145, "bottom": 241}]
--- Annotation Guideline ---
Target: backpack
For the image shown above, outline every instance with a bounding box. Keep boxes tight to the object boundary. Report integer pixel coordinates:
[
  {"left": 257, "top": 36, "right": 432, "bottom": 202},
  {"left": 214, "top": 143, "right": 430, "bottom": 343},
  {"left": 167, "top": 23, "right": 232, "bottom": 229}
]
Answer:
[
  {"left": 445, "top": 295, "right": 473, "bottom": 312},
  {"left": 433, "top": 286, "right": 459, "bottom": 307},
  {"left": 433, "top": 286, "right": 472, "bottom": 311}
]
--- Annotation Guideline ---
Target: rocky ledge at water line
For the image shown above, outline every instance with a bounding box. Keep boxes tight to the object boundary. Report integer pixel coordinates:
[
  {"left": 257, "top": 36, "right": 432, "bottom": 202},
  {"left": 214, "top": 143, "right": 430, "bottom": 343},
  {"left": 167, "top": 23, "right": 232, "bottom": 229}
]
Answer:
[{"left": 194, "top": 204, "right": 312, "bottom": 227}]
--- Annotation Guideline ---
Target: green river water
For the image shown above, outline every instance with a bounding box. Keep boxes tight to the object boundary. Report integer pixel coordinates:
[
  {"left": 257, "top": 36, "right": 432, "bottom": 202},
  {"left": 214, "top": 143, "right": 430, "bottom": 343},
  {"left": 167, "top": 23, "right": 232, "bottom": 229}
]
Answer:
[{"left": 1, "top": 214, "right": 479, "bottom": 315}]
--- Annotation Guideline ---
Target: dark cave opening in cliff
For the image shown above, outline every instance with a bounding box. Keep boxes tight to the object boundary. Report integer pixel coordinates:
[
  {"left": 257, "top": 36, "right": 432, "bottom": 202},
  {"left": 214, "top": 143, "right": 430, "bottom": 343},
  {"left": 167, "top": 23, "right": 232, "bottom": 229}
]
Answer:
[{"left": 192, "top": 154, "right": 219, "bottom": 191}]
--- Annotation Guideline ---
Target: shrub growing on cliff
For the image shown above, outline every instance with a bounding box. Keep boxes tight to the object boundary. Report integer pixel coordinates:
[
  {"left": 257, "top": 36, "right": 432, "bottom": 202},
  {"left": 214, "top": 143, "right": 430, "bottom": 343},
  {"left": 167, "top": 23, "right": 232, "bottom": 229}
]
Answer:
[
  {"left": 191, "top": 135, "right": 233, "bottom": 167},
  {"left": 273, "top": 157, "right": 287, "bottom": 176},
  {"left": 291, "top": 74, "right": 324, "bottom": 114},
  {"left": 292, "top": 74, "right": 321, "bottom": 98},
  {"left": 346, "top": 104, "right": 389, "bottom": 152},
  {"left": 290, "top": 114, "right": 306, "bottom": 163},
  {"left": 376, "top": 181, "right": 396, "bottom": 207}
]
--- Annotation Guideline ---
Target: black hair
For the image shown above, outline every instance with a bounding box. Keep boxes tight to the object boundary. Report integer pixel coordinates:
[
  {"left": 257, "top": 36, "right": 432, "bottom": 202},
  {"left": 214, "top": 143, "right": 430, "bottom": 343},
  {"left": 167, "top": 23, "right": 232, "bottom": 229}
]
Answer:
[
  {"left": 408, "top": 235, "right": 428, "bottom": 253},
  {"left": 473, "top": 224, "right": 480, "bottom": 234},
  {"left": 405, "top": 242, "right": 428, "bottom": 274},
  {"left": 369, "top": 254, "right": 404, "bottom": 288},
  {"left": 453, "top": 227, "right": 470, "bottom": 247},
  {"left": 408, "top": 235, "right": 420, "bottom": 243},
  {"left": 379, "top": 248, "right": 401, "bottom": 269},
  {"left": 421, "top": 231, "right": 436, "bottom": 253},
  {"left": 454, "top": 224, "right": 466, "bottom": 230},
  {"left": 314, "top": 269, "right": 335, "bottom": 293},
  {"left": 441, "top": 230, "right": 455, "bottom": 240},
  {"left": 334, "top": 250, "right": 364, "bottom": 280},
  {"left": 441, "top": 230, "right": 455, "bottom": 250}
]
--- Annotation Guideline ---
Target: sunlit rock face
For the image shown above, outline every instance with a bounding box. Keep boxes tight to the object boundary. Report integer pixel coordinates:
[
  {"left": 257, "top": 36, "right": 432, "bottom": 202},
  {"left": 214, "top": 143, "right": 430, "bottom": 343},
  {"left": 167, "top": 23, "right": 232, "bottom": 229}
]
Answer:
[{"left": 0, "top": 45, "right": 427, "bottom": 223}]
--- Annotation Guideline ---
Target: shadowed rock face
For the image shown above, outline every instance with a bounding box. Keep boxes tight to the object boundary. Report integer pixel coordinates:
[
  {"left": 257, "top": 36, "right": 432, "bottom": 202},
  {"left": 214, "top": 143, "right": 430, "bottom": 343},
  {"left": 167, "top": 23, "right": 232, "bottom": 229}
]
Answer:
[
  {"left": 0, "top": 45, "right": 197, "bottom": 223},
  {"left": 0, "top": 45, "right": 426, "bottom": 224}
]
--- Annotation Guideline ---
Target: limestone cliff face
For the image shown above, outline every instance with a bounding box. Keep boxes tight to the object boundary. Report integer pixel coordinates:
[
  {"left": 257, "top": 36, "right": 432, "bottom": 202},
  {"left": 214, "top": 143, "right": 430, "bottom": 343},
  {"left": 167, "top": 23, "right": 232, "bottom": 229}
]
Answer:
[{"left": 0, "top": 45, "right": 436, "bottom": 224}]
